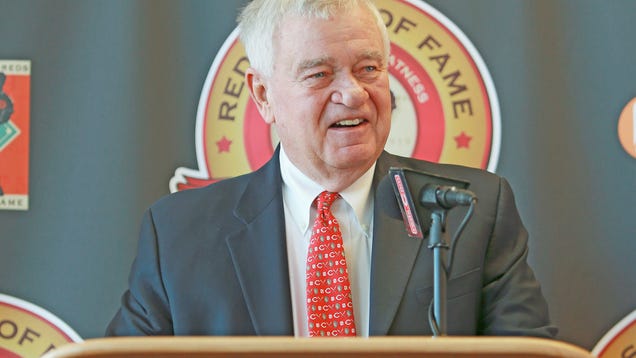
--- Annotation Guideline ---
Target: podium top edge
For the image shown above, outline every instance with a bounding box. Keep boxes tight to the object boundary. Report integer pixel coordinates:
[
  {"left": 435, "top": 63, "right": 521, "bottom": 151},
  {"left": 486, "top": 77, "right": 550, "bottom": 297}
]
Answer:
[{"left": 44, "top": 336, "right": 593, "bottom": 358}]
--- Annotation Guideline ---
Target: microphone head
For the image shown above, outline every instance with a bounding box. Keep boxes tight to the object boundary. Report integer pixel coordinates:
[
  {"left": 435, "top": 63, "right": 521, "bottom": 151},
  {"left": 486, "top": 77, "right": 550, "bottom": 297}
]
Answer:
[{"left": 388, "top": 167, "right": 472, "bottom": 235}]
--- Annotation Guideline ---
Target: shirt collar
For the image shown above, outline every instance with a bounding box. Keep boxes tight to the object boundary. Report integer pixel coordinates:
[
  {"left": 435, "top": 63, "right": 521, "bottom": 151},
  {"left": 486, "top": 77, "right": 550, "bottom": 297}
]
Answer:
[{"left": 279, "top": 146, "right": 375, "bottom": 234}]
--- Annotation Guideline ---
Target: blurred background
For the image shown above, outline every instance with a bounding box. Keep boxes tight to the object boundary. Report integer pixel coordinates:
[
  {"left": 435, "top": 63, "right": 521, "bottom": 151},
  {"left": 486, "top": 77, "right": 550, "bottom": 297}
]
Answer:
[{"left": 0, "top": 0, "right": 634, "bottom": 350}]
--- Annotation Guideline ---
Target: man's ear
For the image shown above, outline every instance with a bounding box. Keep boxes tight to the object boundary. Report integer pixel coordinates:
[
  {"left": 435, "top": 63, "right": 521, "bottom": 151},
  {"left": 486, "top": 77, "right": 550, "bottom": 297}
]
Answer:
[{"left": 246, "top": 68, "right": 274, "bottom": 124}]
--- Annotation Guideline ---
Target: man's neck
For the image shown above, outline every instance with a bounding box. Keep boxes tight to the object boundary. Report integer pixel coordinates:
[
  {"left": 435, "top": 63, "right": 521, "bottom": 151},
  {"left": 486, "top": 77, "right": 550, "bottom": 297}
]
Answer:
[{"left": 282, "top": 152, "right": 378, "bottom": 193}]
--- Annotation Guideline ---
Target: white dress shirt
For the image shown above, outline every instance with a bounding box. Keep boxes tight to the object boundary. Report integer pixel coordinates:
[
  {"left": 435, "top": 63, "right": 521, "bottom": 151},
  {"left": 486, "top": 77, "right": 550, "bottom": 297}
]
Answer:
[{"left": 279, "top": 147, "right": 375, "bottom": 337}]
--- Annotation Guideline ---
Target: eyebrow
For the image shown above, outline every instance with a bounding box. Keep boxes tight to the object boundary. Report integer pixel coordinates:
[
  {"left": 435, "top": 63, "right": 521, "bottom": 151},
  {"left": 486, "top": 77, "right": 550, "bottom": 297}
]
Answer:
[
  {"left": 359, "top": 50, "right": 386, "bottom": 64},
  {"left": 295, "top": 50, "right": 386, "bottom": 75},
  {"left": 295, "top": 56, "right": 335, "bottom": 75}
]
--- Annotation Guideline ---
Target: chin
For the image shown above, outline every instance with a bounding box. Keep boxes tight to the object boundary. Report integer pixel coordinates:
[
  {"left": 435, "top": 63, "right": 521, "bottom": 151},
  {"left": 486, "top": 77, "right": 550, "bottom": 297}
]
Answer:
[{"left": 331, "top": 147, "right": 379, "bottom": 170}]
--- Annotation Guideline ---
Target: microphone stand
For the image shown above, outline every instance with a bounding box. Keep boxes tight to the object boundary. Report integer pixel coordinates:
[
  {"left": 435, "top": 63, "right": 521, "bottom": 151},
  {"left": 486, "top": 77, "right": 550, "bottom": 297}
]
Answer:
[
  {"left": 386, "top": 168, "right": 476, "bottom": 337},
  {"left": 419, "top": 184, "right": 477, "bottom": 336},
  {"left": 428, "top": 208, "right": 450, "bottom": 336}
]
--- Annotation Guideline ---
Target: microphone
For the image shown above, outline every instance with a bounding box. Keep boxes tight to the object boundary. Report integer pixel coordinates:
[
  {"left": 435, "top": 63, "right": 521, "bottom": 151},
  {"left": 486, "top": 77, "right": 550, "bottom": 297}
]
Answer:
[
  {"left": 387, "top": 167, "right": 476, "bottom": 237},
  {"left": 420, "top": 184, "right": 476, "bottom": 210}
]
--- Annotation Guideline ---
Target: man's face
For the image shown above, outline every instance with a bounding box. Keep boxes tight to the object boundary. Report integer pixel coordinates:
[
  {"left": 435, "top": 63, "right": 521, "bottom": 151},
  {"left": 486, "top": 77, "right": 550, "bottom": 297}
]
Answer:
[{"left": 253, "top": 6, "right": 392, "bottom": 184}]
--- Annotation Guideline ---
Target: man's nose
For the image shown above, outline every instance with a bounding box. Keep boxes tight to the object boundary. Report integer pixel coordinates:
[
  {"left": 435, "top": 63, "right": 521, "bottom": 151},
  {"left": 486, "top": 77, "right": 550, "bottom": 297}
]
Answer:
[{"left": 330, "top": 74, "right": 369, "bottom": 108}]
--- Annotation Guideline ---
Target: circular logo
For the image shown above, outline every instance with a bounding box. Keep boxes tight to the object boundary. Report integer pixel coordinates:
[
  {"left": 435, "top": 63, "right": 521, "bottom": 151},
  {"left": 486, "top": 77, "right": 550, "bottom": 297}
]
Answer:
[
  {"left": 170, "top": 0, "right": 501, "bottom": 192},
  {"left": 0, "top": 294, "right": 82, "bottom": 357},
  {"left": 618, "top": 97, "right": 636, "bottom": 159},
  {"left": 592, "top": 309, "right": 636, "bottom": 358}
]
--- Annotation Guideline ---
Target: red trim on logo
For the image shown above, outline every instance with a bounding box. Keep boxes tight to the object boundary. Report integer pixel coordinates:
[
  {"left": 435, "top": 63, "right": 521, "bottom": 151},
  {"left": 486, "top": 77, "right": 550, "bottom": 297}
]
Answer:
[
  {"left": 597, "top": 319, "right": 636, "bottom": 357},
  {"left": 389, "top": 43, "right": 444, "bottom": 162},
  {"left": 0, "top": 348, "right": 22, "bottom": 358},
  {"left": 177, "top": 177, "right": 218, "bottom": 191}
]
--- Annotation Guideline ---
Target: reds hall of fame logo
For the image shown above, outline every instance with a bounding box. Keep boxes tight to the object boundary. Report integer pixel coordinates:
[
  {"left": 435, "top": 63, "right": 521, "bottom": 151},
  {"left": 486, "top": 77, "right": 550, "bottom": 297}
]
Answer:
[
  {"left": 170, "top": 0, "right": 501, "bottom": 193},
  {"left": 0, "top": 294, "right": 82, "bottom": 357}
]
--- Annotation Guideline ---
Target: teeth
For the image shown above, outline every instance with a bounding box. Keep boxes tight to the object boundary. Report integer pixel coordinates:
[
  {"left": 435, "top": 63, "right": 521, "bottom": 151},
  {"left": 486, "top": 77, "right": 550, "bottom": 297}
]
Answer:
[{"left": 334, "top": 118, "right": 363, "bottom": 127}]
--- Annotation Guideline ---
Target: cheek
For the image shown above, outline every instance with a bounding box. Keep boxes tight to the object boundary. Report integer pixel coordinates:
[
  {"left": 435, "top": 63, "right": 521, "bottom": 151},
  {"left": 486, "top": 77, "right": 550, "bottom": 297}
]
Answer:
[
  {"left": 371, "top": 89, "right": 393, "bottom": 117},
  {"left": 268, "top": 82, "right": 330, "bottom": 128},
  {"left": 268, "top": 95, "right": 294, "bottom": 125}
]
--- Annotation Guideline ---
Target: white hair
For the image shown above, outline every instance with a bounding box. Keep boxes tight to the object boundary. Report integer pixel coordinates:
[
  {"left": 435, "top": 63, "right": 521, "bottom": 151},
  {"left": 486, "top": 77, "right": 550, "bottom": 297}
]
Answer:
[{"left": 237, "top": 0, "right": 390, "bottom": 77}]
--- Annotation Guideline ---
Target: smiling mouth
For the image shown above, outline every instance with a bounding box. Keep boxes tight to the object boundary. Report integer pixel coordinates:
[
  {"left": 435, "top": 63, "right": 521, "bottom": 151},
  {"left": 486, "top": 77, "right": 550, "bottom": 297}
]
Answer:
[{"left": 332, "top": 118, "right": 365, "bottom": 128}]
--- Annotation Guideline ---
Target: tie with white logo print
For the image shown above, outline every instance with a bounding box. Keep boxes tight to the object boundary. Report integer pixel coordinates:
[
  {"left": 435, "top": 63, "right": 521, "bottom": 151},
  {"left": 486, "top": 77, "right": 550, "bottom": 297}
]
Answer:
[{"left": 306, "top": 191, "right": 356, "bottom": 337}]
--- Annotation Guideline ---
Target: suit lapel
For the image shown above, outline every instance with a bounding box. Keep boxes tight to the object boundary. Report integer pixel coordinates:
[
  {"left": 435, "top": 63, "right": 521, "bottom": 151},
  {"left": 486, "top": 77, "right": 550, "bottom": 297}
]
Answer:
[
  {"left": 369, "top": 152, "right": 427, "bottom": 335},
  {"left": 225, "top": 149, "right": 294, "bottom": 335}
]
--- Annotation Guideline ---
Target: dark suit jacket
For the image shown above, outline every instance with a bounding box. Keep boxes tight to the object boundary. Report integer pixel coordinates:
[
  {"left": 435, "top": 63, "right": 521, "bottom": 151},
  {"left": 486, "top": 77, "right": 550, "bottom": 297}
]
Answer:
[{"left": 106, "top": 150, "right": 557, "bottom": 337}]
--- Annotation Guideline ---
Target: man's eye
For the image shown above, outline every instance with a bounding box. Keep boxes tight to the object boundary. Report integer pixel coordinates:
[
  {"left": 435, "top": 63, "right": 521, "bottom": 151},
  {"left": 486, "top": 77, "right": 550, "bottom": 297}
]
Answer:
[
  {"left": 311, "top": 72, "right": 326, "bottom": 79},
  {"left": 364, "top": 66, "right": 377, "bottom": 72}
]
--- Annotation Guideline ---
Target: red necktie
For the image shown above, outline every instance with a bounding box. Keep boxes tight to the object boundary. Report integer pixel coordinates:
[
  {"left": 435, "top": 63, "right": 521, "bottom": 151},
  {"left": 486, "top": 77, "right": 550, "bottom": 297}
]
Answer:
[{"left": 306, "top": 191, "right": 357, "bottom": 337}]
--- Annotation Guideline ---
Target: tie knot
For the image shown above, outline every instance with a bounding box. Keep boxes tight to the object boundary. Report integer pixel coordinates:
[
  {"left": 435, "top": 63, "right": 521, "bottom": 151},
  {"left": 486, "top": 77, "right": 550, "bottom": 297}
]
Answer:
[{"left": 317, "top": 191, "right": 339, "bottom": 211}]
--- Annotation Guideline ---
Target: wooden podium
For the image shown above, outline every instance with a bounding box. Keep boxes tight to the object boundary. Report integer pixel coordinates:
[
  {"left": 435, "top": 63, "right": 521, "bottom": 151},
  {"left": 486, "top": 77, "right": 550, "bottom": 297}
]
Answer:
[{"left": 43, "top": 336, "right": 593, "bottom": 358}]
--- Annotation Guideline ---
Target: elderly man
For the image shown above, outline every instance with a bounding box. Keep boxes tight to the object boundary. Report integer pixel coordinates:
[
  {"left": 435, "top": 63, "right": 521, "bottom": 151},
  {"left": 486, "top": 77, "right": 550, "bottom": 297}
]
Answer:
[{"left": 107, "top": 0, "right": 556, "bottom": 338}]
